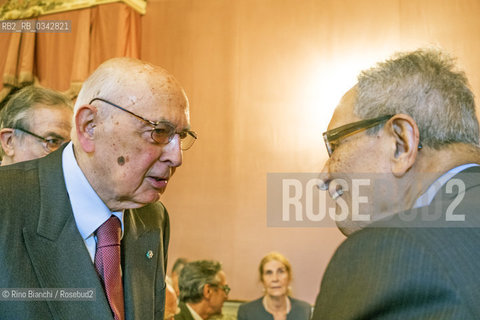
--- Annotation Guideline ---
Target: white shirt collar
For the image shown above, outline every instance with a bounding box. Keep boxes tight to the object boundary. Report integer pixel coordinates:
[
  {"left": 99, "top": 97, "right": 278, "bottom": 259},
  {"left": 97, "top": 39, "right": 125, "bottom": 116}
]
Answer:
[
  {"left": 413, "top": 163, "right": 479, "bottom": 208},
  {"left": 62, "top": 142, "right": 124, "bottom": 242},
  {"left": 186, "top": 303, "right": 204, "bottom": 320}
]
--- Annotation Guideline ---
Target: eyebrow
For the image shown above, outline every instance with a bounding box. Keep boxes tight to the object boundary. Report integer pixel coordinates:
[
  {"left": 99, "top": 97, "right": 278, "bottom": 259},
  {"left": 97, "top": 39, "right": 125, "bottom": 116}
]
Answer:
[
  {"left": 265, "top": 267, "right": 286, "bottom": 272},
  {"left": 150, "top": 121, "right": 192, "bottom": 132},
  {"left": 43, "top": 132, "right": 69, "bottom": 140}
]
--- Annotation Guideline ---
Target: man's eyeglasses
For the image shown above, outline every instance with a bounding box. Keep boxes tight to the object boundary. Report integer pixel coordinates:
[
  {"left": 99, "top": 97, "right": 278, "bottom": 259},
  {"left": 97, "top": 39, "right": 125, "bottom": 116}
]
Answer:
[
  {"left": 14, "top": 127, "right": 66, "bottom": 153},
  {"left": 89, "top": 98, "right": 197, "bottom": 151},
  {"left": 322, "top": 115, "right": 394, "bottom": 157},
  {"left": 210, "top": 283, "right": 231, "bottom": 295},
  {"left": 323, "top": 114, "right": 423, "bottom": 157}
]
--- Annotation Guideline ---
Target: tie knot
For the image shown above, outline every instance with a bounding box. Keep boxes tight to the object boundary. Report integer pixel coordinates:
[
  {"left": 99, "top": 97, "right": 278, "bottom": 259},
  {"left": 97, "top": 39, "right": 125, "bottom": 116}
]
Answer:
[{"left": 96, "top": 216, "right": 121, "bottom": 247}]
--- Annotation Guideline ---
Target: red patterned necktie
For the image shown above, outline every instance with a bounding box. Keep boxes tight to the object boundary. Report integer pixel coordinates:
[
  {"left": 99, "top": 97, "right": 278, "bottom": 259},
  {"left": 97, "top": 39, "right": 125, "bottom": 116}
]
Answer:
[{"left": 95, "top": 216, "right": 125, "bottom": 320}]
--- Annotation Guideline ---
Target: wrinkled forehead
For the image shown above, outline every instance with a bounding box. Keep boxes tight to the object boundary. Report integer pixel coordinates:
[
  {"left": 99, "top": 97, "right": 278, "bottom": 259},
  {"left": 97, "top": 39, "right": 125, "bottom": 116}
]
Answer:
[
  {"left": 27, "top": 104, "right": 73, "bottom": 125},
  {"left": 263, "top": 259, "right": 286, "bottom": 271}
]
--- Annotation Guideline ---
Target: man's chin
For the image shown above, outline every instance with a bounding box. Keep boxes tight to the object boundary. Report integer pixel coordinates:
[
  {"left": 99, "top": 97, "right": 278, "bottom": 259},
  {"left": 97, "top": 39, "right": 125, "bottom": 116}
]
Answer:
[
  {"left": 336, "top": 219, "right": 364, "bottom": 237},
  {"left": 211, "top": 311, "right": 223, "bottom": 318},
  {"left": 143, "top": 191, "right": 162, "bottom": 203},
  {"left": 124, "top": 192, "right": 162, "bottom": 209}
]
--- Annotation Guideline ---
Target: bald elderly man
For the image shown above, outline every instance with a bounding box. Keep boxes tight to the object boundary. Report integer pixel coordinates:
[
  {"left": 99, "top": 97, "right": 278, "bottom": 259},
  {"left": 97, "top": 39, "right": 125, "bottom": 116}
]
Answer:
[{"left": 0, "top": 58, "right": 197, "bottom": 320}]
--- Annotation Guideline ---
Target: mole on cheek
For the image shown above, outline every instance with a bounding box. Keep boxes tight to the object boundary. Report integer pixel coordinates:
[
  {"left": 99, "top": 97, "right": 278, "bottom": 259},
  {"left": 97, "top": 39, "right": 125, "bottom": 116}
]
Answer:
[{"left": 117, "top": 156, "right": 126, "bottom": 166}]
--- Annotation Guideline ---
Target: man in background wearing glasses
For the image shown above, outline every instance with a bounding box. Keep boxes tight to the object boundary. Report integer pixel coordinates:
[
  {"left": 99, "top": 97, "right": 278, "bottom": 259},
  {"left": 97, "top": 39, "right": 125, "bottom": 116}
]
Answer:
[
  {"left": 176, "top": 260, "right": 230, "bottom": 320},
  {"left": 0, "top": 85, "right": 73, "bottom": 165},
  {"left": 312, "top": 49, "right": 480, "bottom": 319},
  {"left": 0, "top": 58, "right": 196, "bottom": 320}
]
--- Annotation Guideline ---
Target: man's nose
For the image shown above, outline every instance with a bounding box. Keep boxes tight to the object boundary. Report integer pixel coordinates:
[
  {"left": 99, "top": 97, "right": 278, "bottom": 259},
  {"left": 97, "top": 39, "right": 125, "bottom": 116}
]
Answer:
[
  {"left": 318, "top": 160, "right": 345, "bottom": 200},
  {"left": 159, "top": 134, "right": 183, "bottom": 167},
  {"left": 318, "top": 161, "right": 331, "bottom": 191}
]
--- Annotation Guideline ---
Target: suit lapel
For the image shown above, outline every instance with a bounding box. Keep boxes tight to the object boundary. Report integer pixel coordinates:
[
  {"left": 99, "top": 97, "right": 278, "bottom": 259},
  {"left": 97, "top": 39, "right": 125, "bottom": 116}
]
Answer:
[
  {"left": 176, "top": 302, "right": 195, "bottom": 320},
  {"left": 23, "top": 147, "right": 111, "bottom": 319},
  {"left": 122, "top": 208, "right": 162, "bottom": 319}
]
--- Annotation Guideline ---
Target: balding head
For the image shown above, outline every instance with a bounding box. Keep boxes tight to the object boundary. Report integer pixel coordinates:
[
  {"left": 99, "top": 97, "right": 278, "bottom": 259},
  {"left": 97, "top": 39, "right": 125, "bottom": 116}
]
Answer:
[
  {"left": 73, "top": 58, "right": 189, "bottom": 143},
  {"left": 73, "top": 58, "right": 193, "bottom": 211}
]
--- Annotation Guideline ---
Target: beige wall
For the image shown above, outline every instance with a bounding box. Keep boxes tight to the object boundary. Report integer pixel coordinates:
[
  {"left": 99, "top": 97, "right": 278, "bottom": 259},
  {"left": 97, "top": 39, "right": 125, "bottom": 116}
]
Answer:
[{"left": 141, "top": 0, "right": 480, "bottom": 304}]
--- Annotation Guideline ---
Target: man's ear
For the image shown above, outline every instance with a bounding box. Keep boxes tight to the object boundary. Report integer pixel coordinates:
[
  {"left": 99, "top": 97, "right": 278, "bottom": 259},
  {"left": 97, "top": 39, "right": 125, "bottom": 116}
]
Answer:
[
  {"left": 202, "top": 284, "right": 213, "bottom": 300},
  {"left": 386, "top": 114, "right": 420, "bottom": 176},
  {"left": 0, "top": 128, "right": 15, "bottom": 157},
  {"left": 75, "top": 105, "right": 97, "bottom": 153}
]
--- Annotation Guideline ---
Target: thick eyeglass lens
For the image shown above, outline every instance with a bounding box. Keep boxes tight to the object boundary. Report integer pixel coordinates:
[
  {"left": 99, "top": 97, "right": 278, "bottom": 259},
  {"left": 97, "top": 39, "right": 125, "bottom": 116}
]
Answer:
[
  {"left": 45, "top": 139, "right": 64, "bottom": 152},
  {"left": 150, "top": 127, "right": 197, "bottom": 150},
  {"left": 179, "top": 131, "right": 197, "bottom": 151},
  {"left": 151, "top": 125, "right": 175, "bottom": 144}
]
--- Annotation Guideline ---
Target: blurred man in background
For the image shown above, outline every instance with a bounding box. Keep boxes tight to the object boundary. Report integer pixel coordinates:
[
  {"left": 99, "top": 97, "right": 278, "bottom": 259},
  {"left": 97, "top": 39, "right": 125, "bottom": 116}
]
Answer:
[
  {"left": 176, "top": 260, "right": 230, "bottom": 320},
  {"left": 0, "top": 85, "right": 73, "bottom": 165}
]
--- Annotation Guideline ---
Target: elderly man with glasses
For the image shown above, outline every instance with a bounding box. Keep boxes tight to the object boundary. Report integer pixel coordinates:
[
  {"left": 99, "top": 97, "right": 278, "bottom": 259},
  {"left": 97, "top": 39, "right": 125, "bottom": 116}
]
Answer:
[
  {"left": 0, "top": 58, "right": 196, "bottom": 320},
  {"left": 0, "top": 86, "right": 73, "bottom": 165},
  {"left": 312, "top": 49, "right": 480, "bottom": 319},
  {"left": 175, "top": 260, "right": 230, "bottom": 320}
]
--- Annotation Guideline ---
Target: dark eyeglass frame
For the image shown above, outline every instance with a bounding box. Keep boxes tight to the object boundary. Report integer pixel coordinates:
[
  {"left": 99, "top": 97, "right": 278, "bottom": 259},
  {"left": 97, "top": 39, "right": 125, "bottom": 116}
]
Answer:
[
  {"left": 323, "top": 114, "right": 423, "bottom": 157},
  {"left": 13, "top": 127, "right": 66, "bottom": 153},
  {"left": 323, "top": 114, "right": 393, "bottom": 157},
  {"left": 209, "top": 283, "right": 231, "bottom": 295},
  {"left": 89, "top": 98, "right": 197, "bottom": 151}
]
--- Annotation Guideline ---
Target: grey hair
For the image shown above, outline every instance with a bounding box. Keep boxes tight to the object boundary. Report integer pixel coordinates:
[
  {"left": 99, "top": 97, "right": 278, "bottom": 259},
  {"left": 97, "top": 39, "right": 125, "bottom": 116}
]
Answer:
[
  {"left": 178, "top": 260, "right": 222, "bottom": 304},
  {"left": 0, "top": 85, "right": 73, "bottom": 157},
  {"left": 355, "top": 48, "right": 479, "bottom": 148}
]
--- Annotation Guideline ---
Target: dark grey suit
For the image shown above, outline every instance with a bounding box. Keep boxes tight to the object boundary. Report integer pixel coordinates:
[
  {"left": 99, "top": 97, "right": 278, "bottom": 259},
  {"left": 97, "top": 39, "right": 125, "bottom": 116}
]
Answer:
[
  {"left": 0, "top": 146, "right": 170, "bottom": 319},
  {"left": 312, "top": 167, "right": 480, "bottom": 319},
  {"left": 237, "top": 297, "right": 312, "bottom": 320},
  {"left": 174, "top": 302, "right": 195, "bottom": 320}
]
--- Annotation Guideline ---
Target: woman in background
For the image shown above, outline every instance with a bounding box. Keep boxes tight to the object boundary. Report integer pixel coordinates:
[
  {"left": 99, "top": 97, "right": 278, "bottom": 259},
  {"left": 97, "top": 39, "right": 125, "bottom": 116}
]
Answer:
[{"left": 237, "top": 252, "right": 311, "bottom": 320}]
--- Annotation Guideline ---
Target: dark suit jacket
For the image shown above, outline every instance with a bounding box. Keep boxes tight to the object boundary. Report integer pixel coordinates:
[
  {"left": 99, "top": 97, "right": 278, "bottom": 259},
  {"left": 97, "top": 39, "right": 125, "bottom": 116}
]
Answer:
[
  {"left": 0, "top": 146, "right": 170, "bottom": 320},
  {"left": 237, "top": 297, "right": 312, "bottom": 320},
  {"left": 312, "top": 167, "right": 480, "bottom": 319},
  {"left": 174, "top": 302, "right": 195, "bottom": 320}
]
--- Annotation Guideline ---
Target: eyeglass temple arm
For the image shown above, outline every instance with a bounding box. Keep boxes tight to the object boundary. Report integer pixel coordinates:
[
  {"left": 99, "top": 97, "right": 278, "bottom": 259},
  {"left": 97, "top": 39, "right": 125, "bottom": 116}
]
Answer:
[{"left": 324, "top": 114, "right": 393, "bottom": 141}]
